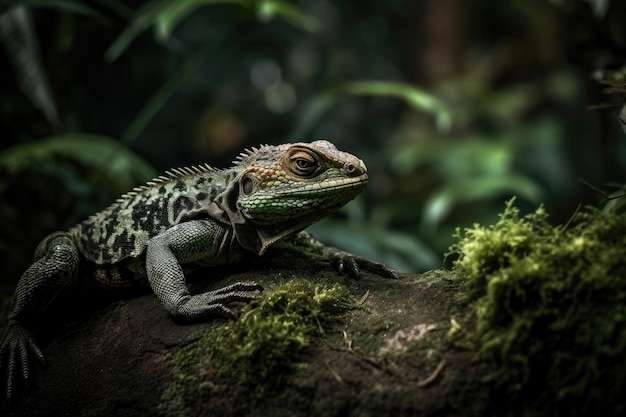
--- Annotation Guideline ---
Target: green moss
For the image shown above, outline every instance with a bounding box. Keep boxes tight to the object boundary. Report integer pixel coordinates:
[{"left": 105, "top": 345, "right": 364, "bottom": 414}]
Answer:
[
  {"left": 158, "top": 276, "right": 357, "bottom": 416},
  {"left": 449, "top": 198, "right": 626, "bottom": 416}
]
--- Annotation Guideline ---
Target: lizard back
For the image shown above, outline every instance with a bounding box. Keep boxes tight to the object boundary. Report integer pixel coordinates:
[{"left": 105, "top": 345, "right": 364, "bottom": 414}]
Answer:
[{"left": 69, "top": 165, "right": 234, "bottom": 265}]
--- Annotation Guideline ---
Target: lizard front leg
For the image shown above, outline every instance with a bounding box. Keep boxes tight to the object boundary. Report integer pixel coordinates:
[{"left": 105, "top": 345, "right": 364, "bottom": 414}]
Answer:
[
  {"left": 0, "top": 231, "right": 79, "bottom": 402},
  {"left": 294, "top": 231, "right": 399, "bottom": 279},
  {"left": 146, "top": 220, "right": 262, "bottom": 321}
]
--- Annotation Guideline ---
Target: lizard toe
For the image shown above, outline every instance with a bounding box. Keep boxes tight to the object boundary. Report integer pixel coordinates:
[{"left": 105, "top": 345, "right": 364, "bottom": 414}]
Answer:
[
  {"left": 211, "top": 281, "right": 263, "bottom": 295},
  {"left": 1, "top": 324, "right": 43, "bottom": 403}
]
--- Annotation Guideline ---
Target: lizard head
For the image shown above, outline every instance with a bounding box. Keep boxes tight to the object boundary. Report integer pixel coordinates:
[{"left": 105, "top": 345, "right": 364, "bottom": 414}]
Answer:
[{"left": 233, "top": 140, "right": 368, "bottom": 254}]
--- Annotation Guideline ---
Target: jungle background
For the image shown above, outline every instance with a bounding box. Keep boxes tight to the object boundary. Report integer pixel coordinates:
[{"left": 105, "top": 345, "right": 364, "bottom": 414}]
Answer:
[{"left": 0, "top": 0, "right": 625, "bottom": 289}]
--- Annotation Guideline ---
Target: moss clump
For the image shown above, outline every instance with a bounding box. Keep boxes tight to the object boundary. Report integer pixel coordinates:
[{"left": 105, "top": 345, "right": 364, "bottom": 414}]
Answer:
[
  {"left": 209, "top": 277, "right": 355, "bottom": 384},
  {"left": 449, "top": 198, "right": 626, "bottom": 416},
  {"left": 159, "top": 276, "right": 357, "bottom": 416}
]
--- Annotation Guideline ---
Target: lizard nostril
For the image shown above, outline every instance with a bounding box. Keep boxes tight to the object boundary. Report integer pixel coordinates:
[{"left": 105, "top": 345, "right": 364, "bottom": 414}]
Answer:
[
  {"left": 344, "top": 161, "right": 364, "bottom": 176},
  {"left": 242, "top": 176, "right": 254, "bottom": 195}
]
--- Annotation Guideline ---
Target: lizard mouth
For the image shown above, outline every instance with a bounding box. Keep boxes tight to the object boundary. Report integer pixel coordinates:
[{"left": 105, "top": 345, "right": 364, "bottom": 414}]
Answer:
[
  {"left": 238, "top": 173, "right": 368, "bottom": 224},
  {"left": 287, "top": 174, "right": 368, "bottom": 196}
]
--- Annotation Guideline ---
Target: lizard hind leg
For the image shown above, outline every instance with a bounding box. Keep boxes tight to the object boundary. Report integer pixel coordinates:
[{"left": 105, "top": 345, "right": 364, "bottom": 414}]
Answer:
[{"left": 1, "top": 231, "right": 80, "bottom": 402}]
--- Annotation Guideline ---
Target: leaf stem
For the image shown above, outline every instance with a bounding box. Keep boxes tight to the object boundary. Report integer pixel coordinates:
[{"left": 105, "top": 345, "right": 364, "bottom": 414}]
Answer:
[{"left": 120, "top": 33, "right": 230, "bottom": 146}]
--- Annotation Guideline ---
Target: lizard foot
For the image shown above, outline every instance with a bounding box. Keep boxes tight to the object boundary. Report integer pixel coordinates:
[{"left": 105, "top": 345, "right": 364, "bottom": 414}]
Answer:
[
  {"left": 0, "top": 324, "right": 45, "bottom": 403},
  {"left": 323, "top": 247, "right": 399, "bottom": 280},
  {"left": 174, "top": 282, "right": 263, "bottom": 321}
]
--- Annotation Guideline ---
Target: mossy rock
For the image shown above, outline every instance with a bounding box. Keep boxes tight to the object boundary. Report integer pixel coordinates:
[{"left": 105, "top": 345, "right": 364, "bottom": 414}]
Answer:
[
  {"left": 1, "top": 248, "right": 486, "bottom": 417},
  {"left": 4, "top": 200, "right": 625, "bottom": 417},
  {"left": 450, "top": 199, "right": 626, "bottom": 416}
]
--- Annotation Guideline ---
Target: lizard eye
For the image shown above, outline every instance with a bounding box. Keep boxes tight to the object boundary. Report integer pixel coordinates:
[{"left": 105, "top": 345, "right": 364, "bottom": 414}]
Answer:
[
  {"left": 296, "top": 158, "right": 313, "bottom": 169},
  {"left": 289, "top": 150, "right": 321, "bottom": 177}
]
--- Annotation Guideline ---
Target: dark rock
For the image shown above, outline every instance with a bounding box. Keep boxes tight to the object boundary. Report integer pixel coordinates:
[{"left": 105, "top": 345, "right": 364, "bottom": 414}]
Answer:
[{"left": 3, "top": 259, "right": 488, "bottom": 417}]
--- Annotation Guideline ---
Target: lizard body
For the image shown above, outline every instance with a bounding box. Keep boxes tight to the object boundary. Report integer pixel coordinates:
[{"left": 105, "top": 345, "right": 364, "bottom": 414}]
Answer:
[{"left": 0, "top": 140, "right": 397, "bottom": 401}]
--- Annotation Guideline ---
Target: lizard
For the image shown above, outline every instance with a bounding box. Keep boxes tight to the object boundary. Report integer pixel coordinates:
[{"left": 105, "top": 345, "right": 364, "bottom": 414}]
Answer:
[{"left": 0, "top": 139, "right": 397, "bottom": 402}]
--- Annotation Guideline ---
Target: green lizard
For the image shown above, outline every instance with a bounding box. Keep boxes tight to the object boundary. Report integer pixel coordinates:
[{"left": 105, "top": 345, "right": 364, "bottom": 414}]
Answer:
[{"left": 0, "top": 140, "right": 397, "bottom": 401}]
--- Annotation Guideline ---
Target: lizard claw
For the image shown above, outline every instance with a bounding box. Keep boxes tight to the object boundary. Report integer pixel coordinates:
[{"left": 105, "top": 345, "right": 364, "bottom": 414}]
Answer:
[
  {"left": 290, "top": 232, "right": 399, "bottom": 279},
  {"left": 323, "top": 247, "right": 399, "bottom": 280},
  {"left": 173, "top": 282, "right": 263, "bottom": 321},
  {"left": 0, "top": 324, "right": 45, "bottom": 403}
]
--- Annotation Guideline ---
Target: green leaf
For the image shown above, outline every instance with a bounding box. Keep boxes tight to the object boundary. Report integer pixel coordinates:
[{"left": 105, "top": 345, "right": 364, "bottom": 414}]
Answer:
[
  {"left": 254, "top": 0, "right": 318, "bottom": 32},
  {"left": 601, "top": 185, "right": 626, "bottom": 214},
  {"left": 584, "top": 0, "right": 610, "bottom": 18},
  {"left": 7, "top": 0, "right": 107, "bottom": 18},
  {"left": 340, "top": 81, "right": 452, "bottom": 132},
  {"left": 0, "top": 133, "right": 157, "bottom": 194},
  {"left": 106, "top": 0, "right": 316, "bottom": 61},
  {"left": 105, "top": 0, "right": 167, "bottom": 62},
  {"left": 619, "top": 103, "right": 626, "bottom": 138},
  {"left": 154, "top": 0, "right": 248, "bottom": 41},
  {"left": 308, "top": 219, "right": 440, "bottom": 272},
  {"left": 420, "top": 176, "right": 543, "bottom": 231},
  {"left": 291, "top": 81, "right": 451, "bottom": 138},
  {"left": 289, "top": 93, "right": 336, "bottom": 139},
  {"left": 394, "top": 137, "right": 515, "bottom": 177},
  {"left": 1, "top": 6, "right": 62, "bottom": 130},
  {"left": 121, "top": 32, "right": 232, "bottom": 145}
]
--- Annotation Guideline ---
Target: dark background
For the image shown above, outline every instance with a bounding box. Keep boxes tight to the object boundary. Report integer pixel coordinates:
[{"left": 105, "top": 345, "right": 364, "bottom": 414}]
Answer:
[{"left": 1, "top": 0, "right": 625, "bottom": 284}]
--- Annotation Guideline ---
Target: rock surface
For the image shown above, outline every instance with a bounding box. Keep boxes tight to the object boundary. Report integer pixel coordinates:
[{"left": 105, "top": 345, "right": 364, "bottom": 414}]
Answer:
[{"left": 2, "top": 251, "right": 488, "bottom": 417}]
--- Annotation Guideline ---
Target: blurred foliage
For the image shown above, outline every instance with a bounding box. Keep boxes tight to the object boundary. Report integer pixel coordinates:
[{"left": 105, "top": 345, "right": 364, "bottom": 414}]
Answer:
[
  {"left": 0, "top": 0, "right": 625, "bottom": 283},
  {"left": 0, "top": 134, "right": 156, "bottom": 285},
  {"left": 0, "top": 133, "right": 156, "bottom": 194},
  {"left": 104, "top": 0, "right": 319, "bottom": 62},
  {"left": 600, "top": 184, "right": 626, "bottom": 212}
]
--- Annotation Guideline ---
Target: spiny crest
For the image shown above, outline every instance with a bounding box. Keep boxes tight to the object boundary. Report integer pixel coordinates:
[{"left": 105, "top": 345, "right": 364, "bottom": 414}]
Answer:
[
  {"left": 233, "top": 143, "right": 287, "bottom": 166},
  {"left": 99, "top": 163, "right": 216, "bottom": 208},
  {"left": 163, "top": 163, "right": 215, "bottom": 179},
  {"left": 78, "top": 163, "right": 218, "bottom": 225},
  {"left": 233, "top": 145, "right": 262, "bottom": 165},
  {"left": 232, "top": 141, "right": 340, "bottom": 166}
]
